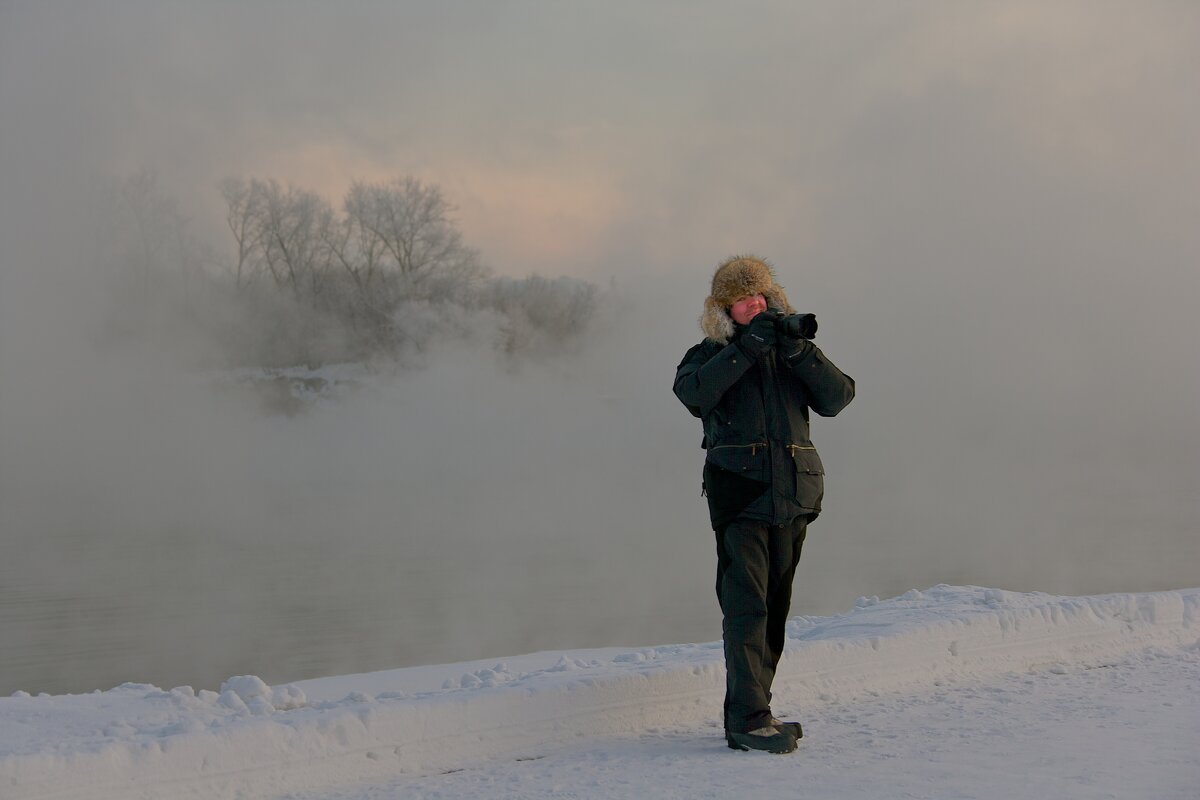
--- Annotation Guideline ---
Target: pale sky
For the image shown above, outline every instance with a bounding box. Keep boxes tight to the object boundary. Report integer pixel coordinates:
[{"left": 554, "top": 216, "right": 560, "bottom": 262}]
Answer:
[
  {"left": 2, "top": 1, "right": 1199, "bottom": 692},
  {"left": 4, "top": 1, "right": 1196, "bottom": 277}
]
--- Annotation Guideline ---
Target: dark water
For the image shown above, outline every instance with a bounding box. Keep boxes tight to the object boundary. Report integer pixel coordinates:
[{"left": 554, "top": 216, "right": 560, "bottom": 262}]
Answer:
[
  {"left": 0, "top": 514, "right": 716, "bottom": 696},
  {"left": 4, "top": 480, "right": 1197, "bottom": 697}
]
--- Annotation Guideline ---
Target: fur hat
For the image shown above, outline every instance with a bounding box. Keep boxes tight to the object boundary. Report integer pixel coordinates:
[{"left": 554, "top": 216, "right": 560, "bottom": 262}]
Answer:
[{"left": 700, "top": 255, "right": 794, "bottom": 344}]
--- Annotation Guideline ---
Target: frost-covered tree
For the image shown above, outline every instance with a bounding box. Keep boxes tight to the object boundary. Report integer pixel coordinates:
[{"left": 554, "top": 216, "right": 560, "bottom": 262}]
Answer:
[
  {"left": 342, "top": 177, "right": 485, "bottom": 289},
  {"left": 210, "top": 173, "right": 599, "bottom": 367},
  {"left": 252, "top": 179, "right": 336, "bottom": 303},
  {"left": 114, "top": 168, "right": 205, "bottom": 302},
  {"left": 218, "top": 177, "right": 263, "bottom": 291}
]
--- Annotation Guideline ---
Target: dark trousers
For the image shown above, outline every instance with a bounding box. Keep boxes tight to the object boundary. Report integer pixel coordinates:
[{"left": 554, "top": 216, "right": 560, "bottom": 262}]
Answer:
[{"left": 715, "top": 516, "right": 808, "bottom": 733}]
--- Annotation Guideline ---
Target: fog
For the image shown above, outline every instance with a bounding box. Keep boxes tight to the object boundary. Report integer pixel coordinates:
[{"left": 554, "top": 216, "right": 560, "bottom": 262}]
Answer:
[{"left": 2, "top": 2, "right": 1198, "bottom": 695}]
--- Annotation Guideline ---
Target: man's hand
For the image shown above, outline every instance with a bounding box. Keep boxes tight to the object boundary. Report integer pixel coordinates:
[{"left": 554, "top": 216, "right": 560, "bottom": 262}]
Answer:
[
  {"left": 780, "top": 338, "right": 815, "bottom": 364},
  {"left": 737, "top": 312, "right": 777, "bottom": 358}
]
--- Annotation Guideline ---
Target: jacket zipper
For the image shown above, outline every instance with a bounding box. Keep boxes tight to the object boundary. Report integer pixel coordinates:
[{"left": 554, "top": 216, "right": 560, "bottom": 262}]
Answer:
[{"left": 709, "top": 442, "right": 768, "bottom": 457}]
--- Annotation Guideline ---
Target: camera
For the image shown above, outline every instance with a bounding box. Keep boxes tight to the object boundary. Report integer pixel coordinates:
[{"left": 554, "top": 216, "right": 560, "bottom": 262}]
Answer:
[{"left": 766, "top": 309, "right": 818, "bottom": 340}]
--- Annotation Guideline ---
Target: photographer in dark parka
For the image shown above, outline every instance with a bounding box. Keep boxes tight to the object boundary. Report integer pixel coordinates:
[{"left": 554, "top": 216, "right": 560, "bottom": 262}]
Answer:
[{"left": 673, "top": 255, "right": 855, "bottom": 754}]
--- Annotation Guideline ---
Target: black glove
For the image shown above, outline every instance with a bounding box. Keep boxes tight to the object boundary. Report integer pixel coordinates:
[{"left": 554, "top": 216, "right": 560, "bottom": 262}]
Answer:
[
  {"left": 780, "top": 338, "right": 815, "bottom": 365},
  {"left": 737, "top": 312, "right": 777, "bottom": 359}
]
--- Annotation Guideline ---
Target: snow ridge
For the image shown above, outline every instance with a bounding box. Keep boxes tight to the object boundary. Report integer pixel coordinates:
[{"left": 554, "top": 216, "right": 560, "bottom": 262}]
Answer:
[{"left": 2, "top": 586, "right": 1197, "bottom": 800}]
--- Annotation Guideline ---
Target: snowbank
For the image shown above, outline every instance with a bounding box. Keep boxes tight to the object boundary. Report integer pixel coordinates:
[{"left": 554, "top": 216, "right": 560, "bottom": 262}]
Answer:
[{"left": 2, "top": 585, "right": 1197, "bottom": 800}]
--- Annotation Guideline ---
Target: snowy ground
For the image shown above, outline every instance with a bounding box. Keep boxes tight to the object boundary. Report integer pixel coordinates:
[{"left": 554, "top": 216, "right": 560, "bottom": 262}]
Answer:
[
  {"left": 291, "top": 645, "right": 1200, "bottom": 800},
  {"left": 3, "top": 586, "right": 1197, "bottom": 800}
]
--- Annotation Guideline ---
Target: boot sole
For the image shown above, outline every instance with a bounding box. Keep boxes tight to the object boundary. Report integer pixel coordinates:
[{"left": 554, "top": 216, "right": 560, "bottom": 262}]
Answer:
[{"left": 726, "top": 731, "right": 797, "bottom": 754}]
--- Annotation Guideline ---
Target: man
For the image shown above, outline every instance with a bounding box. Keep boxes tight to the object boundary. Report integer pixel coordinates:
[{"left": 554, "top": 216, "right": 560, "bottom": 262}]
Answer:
[{"left": 673, "top": 255, "right": 855, "bottom": 754}]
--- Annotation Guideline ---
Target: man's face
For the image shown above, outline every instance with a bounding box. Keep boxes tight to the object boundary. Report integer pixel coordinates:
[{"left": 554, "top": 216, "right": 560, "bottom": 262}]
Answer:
[{"left": 729, "top": 294, "right": 767, "bottom": 325}]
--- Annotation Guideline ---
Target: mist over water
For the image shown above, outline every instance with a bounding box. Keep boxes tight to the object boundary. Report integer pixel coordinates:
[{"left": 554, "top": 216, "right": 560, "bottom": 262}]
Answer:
[
  {"left": 2, "top": 260, "right": 1197, "bottom": 697},
  {"left": 2, "top": 2, "right": 1199, "bottom": 696}
]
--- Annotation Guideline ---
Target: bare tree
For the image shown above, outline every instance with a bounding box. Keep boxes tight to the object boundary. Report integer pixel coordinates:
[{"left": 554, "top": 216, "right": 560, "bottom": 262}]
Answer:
[
  {"left": 343, "top": 177, "right": 483, "bottom": 286},
  {"left": 212, "top": 173, "right": 604, "bottom": 366},
  {"left": 118, "top": 168, "right": 184, "bottom": 300},
  {"left": 219, "top": 177, "right": 263, "bottom": 291},
  {"left": 110, "top": 168, "right": 214, "bottom": 318},
  {"left": 252, "top": 179, "right": 336, "bottom": 304}
]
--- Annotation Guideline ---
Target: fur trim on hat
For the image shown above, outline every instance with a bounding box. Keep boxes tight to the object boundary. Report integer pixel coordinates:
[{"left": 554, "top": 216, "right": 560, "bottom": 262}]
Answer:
[{"left": 700, "top": 255, "right": 794, "bottom": 344}]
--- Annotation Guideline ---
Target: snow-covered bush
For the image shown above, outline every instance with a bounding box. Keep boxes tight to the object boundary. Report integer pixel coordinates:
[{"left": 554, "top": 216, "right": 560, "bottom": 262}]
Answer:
[{"left": 485, "top": 275, "right": 598, "bottom": 356}]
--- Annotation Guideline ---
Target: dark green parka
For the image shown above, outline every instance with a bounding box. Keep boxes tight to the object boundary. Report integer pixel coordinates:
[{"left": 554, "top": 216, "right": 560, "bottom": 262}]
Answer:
[{"left": 674, "top": 334, "right": 855, "bottom": 528}]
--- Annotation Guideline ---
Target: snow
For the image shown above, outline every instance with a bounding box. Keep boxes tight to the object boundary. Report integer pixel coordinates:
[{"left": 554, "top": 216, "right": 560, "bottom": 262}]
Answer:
[{"left": 2, "top": 585, "right": 1197, "bottom": 800}]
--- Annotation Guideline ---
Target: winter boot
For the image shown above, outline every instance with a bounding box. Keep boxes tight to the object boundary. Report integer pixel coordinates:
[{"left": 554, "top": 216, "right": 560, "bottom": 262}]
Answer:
[
  {"left": 726, "top": 726, "right": 798, "bottom": 754},
  {"left": 770, "top": 717, "right": 803, "bottom": 740}
]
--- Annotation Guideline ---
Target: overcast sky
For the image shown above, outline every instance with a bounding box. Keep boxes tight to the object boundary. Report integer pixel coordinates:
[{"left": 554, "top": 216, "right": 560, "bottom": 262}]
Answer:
[
  {"left": 2, "top": 1, "right": 1194, "bottom": 277},
  {"left": 2, "top": 1, "right": 1198, "bottom": 692}
]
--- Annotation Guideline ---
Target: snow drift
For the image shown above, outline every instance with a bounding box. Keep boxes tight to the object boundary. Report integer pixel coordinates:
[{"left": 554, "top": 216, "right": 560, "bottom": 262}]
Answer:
[{"left": 2, "top": 585, "right": 1197, "bottom": 800}]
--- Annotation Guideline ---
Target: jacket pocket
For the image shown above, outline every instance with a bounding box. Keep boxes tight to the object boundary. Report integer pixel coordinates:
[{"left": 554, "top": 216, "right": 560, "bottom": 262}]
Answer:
[
  {"left": 790, "top": 445, "right": 825, "bottom": 512},
  {"left": 706, "top": 442, "right": 768, "bottom": 478}
]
